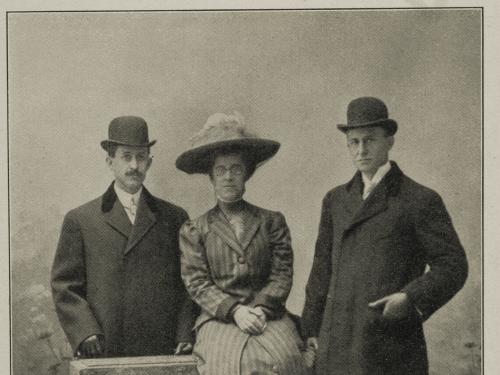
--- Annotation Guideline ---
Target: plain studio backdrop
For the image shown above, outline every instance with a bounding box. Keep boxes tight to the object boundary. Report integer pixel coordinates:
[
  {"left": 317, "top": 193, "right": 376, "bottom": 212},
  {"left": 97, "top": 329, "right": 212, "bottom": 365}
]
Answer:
[{"left": 8, "top": 9, "right": 481, "bottom": 375}]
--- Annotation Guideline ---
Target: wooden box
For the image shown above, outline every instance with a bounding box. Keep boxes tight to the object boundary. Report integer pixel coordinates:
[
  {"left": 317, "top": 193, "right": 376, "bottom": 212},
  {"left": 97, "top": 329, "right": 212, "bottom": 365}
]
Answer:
[{"left": 69, "top": 355, "right": 198, "bottom": 375}]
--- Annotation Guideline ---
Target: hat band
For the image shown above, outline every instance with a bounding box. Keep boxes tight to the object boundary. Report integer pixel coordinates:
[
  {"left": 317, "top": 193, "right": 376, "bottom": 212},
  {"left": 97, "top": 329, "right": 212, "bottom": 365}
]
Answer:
[
  {"left": 345, "top": 117, "right": 392, "bottom": 127},
  {"left": 101, "top": 139, "right": 156, "bottom": 150}
]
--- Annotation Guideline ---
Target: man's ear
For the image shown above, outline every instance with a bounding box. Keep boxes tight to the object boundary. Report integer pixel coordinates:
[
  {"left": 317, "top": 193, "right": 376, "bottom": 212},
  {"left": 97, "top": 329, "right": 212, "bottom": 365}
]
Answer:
[
  {"left": 106, "top": 156, "right": 113, "bottom": 170},
  {"left": 146, "top": 155, "right": 153, "bottom": 170},
  {"left": 387, "top": 135, "right": 395, "bottom": 149}
]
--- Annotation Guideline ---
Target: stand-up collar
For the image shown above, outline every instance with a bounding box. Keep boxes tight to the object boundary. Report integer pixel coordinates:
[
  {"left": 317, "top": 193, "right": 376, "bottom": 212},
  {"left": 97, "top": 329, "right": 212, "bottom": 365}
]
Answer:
[
  {"left": 101, "top": 182, "right": 158, "bottom": 213},
  {"left": 346, "top": 160, "right": 403, "bottom": 198}
]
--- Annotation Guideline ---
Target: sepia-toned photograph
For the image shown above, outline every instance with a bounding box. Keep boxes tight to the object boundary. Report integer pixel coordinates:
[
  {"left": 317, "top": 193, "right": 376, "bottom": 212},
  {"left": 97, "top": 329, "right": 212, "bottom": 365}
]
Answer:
[{"left": 5, "top": 6, "right": 483, "bottom": 375}]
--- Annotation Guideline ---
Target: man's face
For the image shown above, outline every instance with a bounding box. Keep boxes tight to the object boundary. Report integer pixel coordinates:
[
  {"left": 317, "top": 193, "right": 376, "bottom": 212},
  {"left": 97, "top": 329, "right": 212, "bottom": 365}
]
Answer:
[
  {"left": 210, "top": 153, "right": 247, "bottom": 202},
  {"left": 346, "top": 126, "right": 394, "bottom": 178},
  {"left": 106, "top": 145, "right": 152, "bottom": 194}
]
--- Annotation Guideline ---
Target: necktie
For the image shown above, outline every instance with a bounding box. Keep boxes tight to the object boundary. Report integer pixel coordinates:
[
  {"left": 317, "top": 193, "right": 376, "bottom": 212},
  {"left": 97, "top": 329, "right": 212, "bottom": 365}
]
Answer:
[
  {"left": 363, "top": 181, "right": 376, "bottom": 200},
  {"left": 129, "top": 196, "right": 137, "bottom": 222}
]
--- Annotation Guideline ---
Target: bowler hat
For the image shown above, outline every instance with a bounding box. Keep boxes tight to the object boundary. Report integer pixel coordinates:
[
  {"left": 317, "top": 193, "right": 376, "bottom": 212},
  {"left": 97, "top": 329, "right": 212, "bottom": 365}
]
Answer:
[
  {"left": 175, "top": 112, "right": 280, "bottom": 174},
  {"left": 337, "top": 97, "right": 398, "bottom": 135},
  {"left": 101, "top": 116, "right": 156, "bottom": 150}
]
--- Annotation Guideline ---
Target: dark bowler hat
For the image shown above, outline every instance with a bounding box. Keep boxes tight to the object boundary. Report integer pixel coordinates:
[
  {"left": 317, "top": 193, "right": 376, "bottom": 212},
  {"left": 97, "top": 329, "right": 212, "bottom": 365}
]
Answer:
[
  {"left": 337, "top": 97, "right": 398, "bottom": 136},
  {"left": 101, "top": 116, "right": 157, "bottom": 151}
]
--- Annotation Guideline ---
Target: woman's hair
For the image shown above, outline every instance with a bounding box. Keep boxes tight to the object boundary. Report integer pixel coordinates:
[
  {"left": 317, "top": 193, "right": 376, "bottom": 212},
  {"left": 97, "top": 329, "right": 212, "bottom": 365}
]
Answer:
[{"left": 208, "top": 146, "right": 257, "bottom": 181}]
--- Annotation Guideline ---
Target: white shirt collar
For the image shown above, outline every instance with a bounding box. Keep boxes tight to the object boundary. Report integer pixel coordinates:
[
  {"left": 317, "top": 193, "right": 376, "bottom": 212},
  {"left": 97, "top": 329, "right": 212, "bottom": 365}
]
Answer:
[
  {"left": 361, "top": 161, "right": 391, "bottom": 199},
  {"left": 114, "top": 183, "right": 142, "bottom": 208},
  {"left": 362, "top": 161, "right": 391, "bottom": 185},
  {"left": 216, "top": 194, "right": 243, "bottom": 204}
]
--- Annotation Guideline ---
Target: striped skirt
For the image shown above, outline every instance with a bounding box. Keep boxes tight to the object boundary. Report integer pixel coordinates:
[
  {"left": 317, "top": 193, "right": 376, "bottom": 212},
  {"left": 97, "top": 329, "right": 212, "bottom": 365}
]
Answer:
[{"left": 194, "top": 314, "right": 307, "bottom": 375}]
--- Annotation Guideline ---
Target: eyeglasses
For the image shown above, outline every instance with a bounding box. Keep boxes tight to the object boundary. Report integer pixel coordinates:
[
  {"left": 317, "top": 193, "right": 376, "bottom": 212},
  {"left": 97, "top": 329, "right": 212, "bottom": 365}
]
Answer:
[{"left": 213, "top": 165, "right": 245, "bottom": 177}]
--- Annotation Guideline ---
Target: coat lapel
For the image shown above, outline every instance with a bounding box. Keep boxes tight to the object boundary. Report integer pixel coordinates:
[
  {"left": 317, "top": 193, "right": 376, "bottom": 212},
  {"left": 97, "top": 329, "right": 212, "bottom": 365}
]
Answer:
[
  {"left": 102, "top": 182, "right": 132, "bottom": 238},
  {"left": 346, "top": 183, "right": 388, "bottom": 231},
  {"left": 104, "top": 201, "right": 133, "bottom": 238},
  {"left": 125, "top": 190, "right": 158, "bottom": 254},
  {"left": 239, "top": 204, "right": 262, "bottom": 252},
  {"left": 341, "top": 172, "right": 365, "bottom": 219},
  {"left": 209, "top": 207, "right": 245, "bottom": 256},
  {"left": 343, "top": 162, "right": 403, "bottom": 233}
]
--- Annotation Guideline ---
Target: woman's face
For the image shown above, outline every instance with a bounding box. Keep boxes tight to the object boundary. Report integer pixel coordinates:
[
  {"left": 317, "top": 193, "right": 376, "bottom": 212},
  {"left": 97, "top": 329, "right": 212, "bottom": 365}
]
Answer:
[{"left": 210, "top": 153, "right": 247, "bottom": 202}]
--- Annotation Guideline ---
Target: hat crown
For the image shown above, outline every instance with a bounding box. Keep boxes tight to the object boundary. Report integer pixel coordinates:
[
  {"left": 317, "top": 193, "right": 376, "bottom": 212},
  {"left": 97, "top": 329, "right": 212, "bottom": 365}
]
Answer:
[
  {"left": 347, "top": 97, "right": 389, "bottom": 126},
  {"left": 108, "top": 116, "right": 150, "bottom": 145},
  {"left": 175, "top": 112, "right": 280, "bottom": 174},
  {"left": 189, "top": 112, "right": 256, "bottom": 148}
]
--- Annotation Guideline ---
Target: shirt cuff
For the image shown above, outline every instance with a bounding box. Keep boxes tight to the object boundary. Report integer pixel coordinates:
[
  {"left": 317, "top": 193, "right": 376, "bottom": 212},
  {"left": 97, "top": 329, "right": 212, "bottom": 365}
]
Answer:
[
  {"left": 253, "top": 293, "right": 281, "bottom": 311},
  {"left": 215, "top": 296, "right": 240, "bottom": 322}
]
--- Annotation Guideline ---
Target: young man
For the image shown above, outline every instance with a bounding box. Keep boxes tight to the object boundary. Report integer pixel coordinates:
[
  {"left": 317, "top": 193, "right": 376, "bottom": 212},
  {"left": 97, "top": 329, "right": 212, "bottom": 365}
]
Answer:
[
  {"left": 301, "top": 97, "right": 468, "bottom": 374},
  {"left": 51, "top": 116, "right": 195, "bottom": 358}
]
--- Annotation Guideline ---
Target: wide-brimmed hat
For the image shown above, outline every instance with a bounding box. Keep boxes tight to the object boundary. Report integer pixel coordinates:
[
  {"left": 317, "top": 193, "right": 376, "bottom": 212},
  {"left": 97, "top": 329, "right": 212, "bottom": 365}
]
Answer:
[
  {"left": 101, "top": 116, "right": 156, "bottom": 151},
  {"left": 337, "top": 97, "right": 398, "bottom": 135},
  {"left": 175, "top": 112, "right": 280, "bottom": 174}
]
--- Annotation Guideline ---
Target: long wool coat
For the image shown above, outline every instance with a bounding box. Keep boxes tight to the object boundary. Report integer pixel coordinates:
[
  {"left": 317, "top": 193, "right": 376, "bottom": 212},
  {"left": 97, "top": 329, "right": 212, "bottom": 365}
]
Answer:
[
  {"left": 179, "top": 201, "right": 306, "bottom": 375},
  {"left": 302, "top": 162, "right": 468, "bottom": 375},
  {"left": 51, "top": 183, "right": 195, "bottom": 357}
]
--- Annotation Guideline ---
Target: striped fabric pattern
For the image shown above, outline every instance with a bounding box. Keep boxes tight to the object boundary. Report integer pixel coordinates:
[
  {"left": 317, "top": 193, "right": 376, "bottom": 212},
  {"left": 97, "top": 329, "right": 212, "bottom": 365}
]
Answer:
[
  {"left": 195, "top": 315, "right": 306, "bottom": 375},
  {"left": 180, "top": 201, "right": 293, "bottom": 329},
  {"left": 179, "top": 201, "right": 306, "bottom": 375}
]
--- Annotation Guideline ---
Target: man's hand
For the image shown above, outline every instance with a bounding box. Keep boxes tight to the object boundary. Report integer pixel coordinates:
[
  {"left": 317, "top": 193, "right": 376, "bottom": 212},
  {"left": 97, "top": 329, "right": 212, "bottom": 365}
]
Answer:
[
  {"left": 174, "top": 342, "right": 193, "bottom": 355},
  {"left": 233, "top": 305, "right": 266, "bottom": 335},
  {"left": 306, "top": 337, "right": 319, "bottom": 351},
  {"left": 77, "top": 335, "right": 104, "bottom": 358},
  {"left": 368, "top": 292, "right": 410, "bottom": 322},
  {"left": 303, "top": 337, "right": 319, "bottom": 368}
]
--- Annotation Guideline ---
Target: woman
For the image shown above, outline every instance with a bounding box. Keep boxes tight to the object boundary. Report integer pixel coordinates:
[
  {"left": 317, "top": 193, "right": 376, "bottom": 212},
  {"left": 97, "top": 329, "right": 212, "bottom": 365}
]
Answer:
[{"left": 176, "top": 112, "right": 307, "bottom": 375}]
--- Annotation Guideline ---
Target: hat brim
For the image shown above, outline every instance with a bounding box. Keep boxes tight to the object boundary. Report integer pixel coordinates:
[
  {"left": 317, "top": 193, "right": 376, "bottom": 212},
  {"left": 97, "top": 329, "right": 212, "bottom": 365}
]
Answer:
[
  {"left": 176, "top": 138, "right": 280, "bottom": 174},
  {"left": 101, "top": 139, "right": 157, "bottom": 150},
  {"left": 337, "top": 119, "right": 398, "bottom": 136}
]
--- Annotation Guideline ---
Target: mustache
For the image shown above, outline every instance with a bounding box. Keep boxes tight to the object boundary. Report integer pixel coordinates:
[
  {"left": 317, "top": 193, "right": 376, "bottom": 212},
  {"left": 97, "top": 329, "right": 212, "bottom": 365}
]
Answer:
[{"left": 125, "top": 171, "right": 144, "bottom": 177}]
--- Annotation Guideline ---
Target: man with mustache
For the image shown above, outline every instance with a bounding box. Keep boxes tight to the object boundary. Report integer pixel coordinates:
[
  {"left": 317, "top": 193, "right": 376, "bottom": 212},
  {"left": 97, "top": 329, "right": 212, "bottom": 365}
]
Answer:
[
  {"left": 51, "top": 116, "right": 195, "bottom": 358},
  {"left": 301, "top": 97, "right": 468, "bottom": 374}
]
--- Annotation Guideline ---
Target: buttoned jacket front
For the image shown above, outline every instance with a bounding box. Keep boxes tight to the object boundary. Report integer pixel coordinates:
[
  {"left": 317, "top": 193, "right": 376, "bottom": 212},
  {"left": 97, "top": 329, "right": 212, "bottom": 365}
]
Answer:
[
  {"left": 179, "top": 201, "right": 305, "bottom": 375},
  {"left": 51, "top": 183, "right": 195, "bottom": 357},
  {"left": 302, "top": 162, "right": 468, "bottom": 375},
  {"left": 180, "top": 201, "right": 293, "bottom": 330}
]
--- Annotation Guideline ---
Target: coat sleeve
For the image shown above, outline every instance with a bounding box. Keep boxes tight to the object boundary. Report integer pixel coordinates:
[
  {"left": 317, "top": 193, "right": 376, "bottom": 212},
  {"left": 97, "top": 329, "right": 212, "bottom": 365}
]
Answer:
[
  {"left": 175, "top": 211, "right": 198, "bottom": 344},
  {"left": 301, "top": 192, "right": 334, "bottom": 338},
  {"left": 402, "top": 192, "right": 468, "bottom": 321},
  {"left": 175, "top": 292, "right": 199, "bottom": 344},
  {"left": 50, "top": 212, "right": 103, "bottom": 353},
  {"left": 179, "top": 220, "right": 240, "bottom": 322},
  {"left": 252, "top": 212, "right": 294, "bottom": 312}
]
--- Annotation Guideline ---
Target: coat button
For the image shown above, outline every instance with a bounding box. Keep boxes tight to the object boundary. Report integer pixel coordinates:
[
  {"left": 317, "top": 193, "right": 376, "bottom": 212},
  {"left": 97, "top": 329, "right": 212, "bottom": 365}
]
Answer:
[
  {"left": 237, "top": 256, "right": 246, "bottom": 264},
  {"left": 272, "top": 364, "right": 279, "bottom": 373}
]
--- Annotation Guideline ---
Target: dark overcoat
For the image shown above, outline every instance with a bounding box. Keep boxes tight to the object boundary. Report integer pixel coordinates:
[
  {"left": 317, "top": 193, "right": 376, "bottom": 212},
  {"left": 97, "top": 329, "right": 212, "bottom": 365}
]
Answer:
[
  {"left": 302, "top": 162, "right": 468, "bottom": 375},
  {"left": 51, "top": 183, "right": 195, "bottom": 357}
]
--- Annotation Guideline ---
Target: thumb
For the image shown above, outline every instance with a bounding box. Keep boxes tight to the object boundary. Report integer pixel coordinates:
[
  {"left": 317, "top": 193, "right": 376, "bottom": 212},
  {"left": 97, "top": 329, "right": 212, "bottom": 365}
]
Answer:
[
  {"left": 174, "top": 343, "right": 183, "bottom": 355},
  {"left": 307, "top": 337, "right": 319, "bottom": 350},
  {"left": 368, "top": 296, "right": 389, "bottom": 308},
  {"left": 176, "top": 342, "right": 192, "bottom": 354}
]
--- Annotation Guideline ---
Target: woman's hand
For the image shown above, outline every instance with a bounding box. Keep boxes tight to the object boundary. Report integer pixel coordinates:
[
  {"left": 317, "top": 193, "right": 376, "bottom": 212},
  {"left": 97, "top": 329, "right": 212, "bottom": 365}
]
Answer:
[
  {"left": 252, "top": 306, "right": 268, "bottom": 321},
  {"left": 233, "top": 305, "right": 267, "bottom": 335}
]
